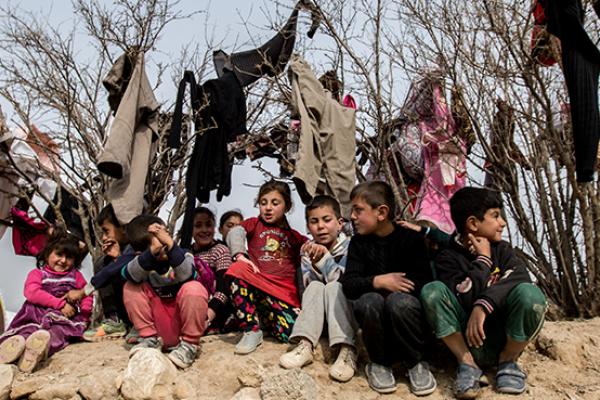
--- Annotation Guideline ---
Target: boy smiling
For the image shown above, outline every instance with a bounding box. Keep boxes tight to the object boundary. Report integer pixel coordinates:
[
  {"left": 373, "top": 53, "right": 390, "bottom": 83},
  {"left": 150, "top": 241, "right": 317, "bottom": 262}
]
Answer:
[{"left": 420, "top": 187, "right": 547, "bottom": 399}]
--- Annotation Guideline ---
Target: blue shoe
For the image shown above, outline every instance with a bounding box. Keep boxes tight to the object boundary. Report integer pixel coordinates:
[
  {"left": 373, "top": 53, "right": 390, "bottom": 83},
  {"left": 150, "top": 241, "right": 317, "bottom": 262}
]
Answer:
[
  {"left": 496, "top": 361, "right": 526, "bottom": 394},
  {"left": 455, "top": 363, "right": 487, "bottom": 399}
]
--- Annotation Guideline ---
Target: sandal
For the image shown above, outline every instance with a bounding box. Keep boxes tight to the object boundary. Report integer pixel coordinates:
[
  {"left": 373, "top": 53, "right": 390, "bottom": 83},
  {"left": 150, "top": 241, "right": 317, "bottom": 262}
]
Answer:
[
  {"left": 455, "top": 363, "right": 488, "bottom": 399},
  {"left": 496, "top": 361, "right": 527, "bottom": 394},
  {"left": 18, "top": 330, "right": 51, "bottom": 373},
  {"left": 0, "top": 335, "right": 26, "bottom": 364}
]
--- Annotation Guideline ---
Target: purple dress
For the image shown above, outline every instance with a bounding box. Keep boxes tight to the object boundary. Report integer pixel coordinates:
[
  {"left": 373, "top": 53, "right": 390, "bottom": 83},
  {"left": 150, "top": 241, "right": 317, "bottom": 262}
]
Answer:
[{"left": 0, "top": 268, "right": 89, "bottom": 356}]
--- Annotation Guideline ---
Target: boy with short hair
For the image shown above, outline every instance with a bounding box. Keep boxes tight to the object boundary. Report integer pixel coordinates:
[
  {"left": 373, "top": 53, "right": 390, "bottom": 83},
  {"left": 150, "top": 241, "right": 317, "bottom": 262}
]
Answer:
[
  {"left": 420, "top": 187, "right": 546, "bottom": 399},
  {"left": 121, "top": 215, "right": 208, "bottom": 369},
  {"left": 64, "top": 204, "right": 133, "bottom": 341},
  {"left": 341, "top": 181, "right": 436, "bottom": 396},
  {"left": 279, "top": 195, "right": 357, "bottom": 382}
]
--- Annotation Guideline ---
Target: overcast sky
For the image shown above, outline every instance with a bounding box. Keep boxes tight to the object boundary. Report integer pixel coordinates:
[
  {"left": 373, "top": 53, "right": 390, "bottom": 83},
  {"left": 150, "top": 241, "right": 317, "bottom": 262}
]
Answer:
[{"left": 0, "top": 0, "right": 324, "bottom": 312}]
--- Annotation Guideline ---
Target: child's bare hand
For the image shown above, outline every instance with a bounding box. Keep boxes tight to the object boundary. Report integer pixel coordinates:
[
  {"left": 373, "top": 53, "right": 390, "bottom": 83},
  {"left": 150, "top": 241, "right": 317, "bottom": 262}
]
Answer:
[
  {"left": 237, "top": 254, "right": 260, "bottom": 274},
  {"left": 61, "top": 303, "right": 76, "bottom": 318},
  {"left": 301, "top": 242, "right": 328, "bottom": 265},
  {"left": 398, "top": 220, "right": 422, "bottom": 233},
  {"left": 148, "top": 223, "right": 174, "bottom": 250},
  {"left": 373, "top": 272, "right": 415, "bottom": 293},
  {"left": 101, "top": 239, "right": 121, "bottom": 259},
  {"left": 62, "top": 289, "right": 85, "bottom": 303},
  {"left": 466, "top": 305, "right": 487, "bottom": 348},
  {"left": 467, "top": 234, "right": 491, "bottom": 258}
]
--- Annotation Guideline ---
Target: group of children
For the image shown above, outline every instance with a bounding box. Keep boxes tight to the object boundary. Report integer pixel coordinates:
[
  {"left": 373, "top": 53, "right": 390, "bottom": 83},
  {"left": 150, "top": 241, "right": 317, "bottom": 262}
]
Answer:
[{"left": 0, "top": 179, "right": 546, "bottom": 399}]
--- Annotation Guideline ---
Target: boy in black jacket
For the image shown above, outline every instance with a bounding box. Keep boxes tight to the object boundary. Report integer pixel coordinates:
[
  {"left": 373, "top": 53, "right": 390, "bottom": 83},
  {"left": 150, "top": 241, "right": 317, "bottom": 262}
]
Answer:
[
  {"left": 420, "top": 187, "right": 546, "bottom": 399},
  {"left": 341, "top": 181, "right": 436, "bottom": 396}
]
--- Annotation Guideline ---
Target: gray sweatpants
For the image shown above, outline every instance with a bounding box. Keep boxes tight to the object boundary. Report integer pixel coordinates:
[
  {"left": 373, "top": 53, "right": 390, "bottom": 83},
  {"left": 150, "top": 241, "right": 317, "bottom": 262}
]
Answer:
[{"left": 290, "top": 281, "right": 356, "bottom": 348}]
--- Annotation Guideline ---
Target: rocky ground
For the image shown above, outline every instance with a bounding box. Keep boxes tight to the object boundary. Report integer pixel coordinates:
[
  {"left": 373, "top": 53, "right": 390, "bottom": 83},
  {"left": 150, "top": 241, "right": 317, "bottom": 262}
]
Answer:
[{"left": 1, "top": 318, "right": 599, "bottom": 400}]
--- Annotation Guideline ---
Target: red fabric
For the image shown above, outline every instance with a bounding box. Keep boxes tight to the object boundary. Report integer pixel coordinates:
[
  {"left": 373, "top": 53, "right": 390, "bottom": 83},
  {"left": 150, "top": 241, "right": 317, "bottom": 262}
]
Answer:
[
  {"left": 123, "top": 281, "right": 208, "bottom": 347},
  {"left": 343, "top": 94, "right": 357, "bottom": 109},
  {"left": 225, "top": 217, "right": 306, "bottom": 307},
  {"left": 23, "top": 266, "right": 93, "bottom": 316},
  {"left": 531, "top": 0, "right": 557, "bottom": 66},
  {"left": 11, "top": 208, "right": 48, "bottom": 257}
]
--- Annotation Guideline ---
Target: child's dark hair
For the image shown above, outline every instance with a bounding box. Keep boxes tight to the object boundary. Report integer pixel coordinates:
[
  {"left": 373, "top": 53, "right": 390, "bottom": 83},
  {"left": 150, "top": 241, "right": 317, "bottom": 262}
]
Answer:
[
  {"left": 96, "top": 204, "right": 120, "bottom": 227},
  {"left": 449, "top": 187, "right": 503, "bottom": 235},
  {"left": 126, "top": 214, "right": 166, "bottom": 252},
  {"left": 256, "top": 180, "right": 293, "bottom": 212},
  {"left": 219, "top": 210, "right": 244, "bottom": 228},
  {"left": 37, "top": 233, "right": 84, "bottom": 269},
  {"left": 193, "top": 207, "right": 216, "bottom": 224},
  {"left": 305, "top": 195, "right": 342, "bottom": 220},
  {"left": 350, "top": 181, "right": 396, "bottom": 220}
]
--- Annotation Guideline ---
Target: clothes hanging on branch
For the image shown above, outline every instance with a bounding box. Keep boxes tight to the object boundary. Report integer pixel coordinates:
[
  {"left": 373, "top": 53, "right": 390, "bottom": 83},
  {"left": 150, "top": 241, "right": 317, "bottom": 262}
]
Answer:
[
  {"left": 288, "top": 55, "right": 357, "bottom": 219},
  {"left": 212, "top": 1, "right": 320, "bottom": 87},
  {"left": 544, "top": 0, "right": 600, "bottom": 182},
  {"left": 170, "top": 70, "right": 247, "bottom": 249},
  {"left": 97, "top": 50, "right": 159, "bottom": 224}
]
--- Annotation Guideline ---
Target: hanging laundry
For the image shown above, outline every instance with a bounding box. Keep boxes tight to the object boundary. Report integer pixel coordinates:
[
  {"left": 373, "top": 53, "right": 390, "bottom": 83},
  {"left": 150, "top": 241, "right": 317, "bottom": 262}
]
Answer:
[
  {"left": 288, "top": 56, "right": 357, "bottom": 219},
  {"left": 97, "top": 50, "right": 159, "bottom": 224},
  {"left": 544, "top": 0, "right": 600, "bottom": 182},
  {"left": 212, "top": 1, "right": 320, "bottom": 87},
  {"left": 0, "top": 109, "right": 16, "bottom": 241},
  {"left": 170, "top": 70, "right": 247, "bottom": 249},
  {"left": 43, "top": 186, "right": 94, "bottom": 243},
  {"left": 399, "top": 72, "right": 467, "bottom": 233},
  {"left": 531, "top": 0, "right": 558, "bottom": 66},
  {"left": 450, "top": 86, "right": 476, "bottom": 154},
  {"left": 484, "top": 100, "right": 531, "bottom": 190},
  {"left": 10, "top": 207, "right": 49, "bottom": 257}
]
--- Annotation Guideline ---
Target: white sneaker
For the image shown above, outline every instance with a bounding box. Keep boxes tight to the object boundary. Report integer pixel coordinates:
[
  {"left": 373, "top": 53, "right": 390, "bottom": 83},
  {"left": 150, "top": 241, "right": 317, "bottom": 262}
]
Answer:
[
  {"left": 235, "top": 330, "right": 263, "bottom": 355},
  {"left": 279, "top": 339, "right": 314, "bottom": 369},
  {"left": 329, "top": 344, "right": 357, "bottom": 382}
]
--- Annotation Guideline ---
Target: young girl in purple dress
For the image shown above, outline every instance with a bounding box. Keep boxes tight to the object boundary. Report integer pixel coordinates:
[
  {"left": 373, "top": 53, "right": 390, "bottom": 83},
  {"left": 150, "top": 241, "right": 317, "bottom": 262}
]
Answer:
[{"left": 0, "top": 234, "right": 92, "bottom": 372}]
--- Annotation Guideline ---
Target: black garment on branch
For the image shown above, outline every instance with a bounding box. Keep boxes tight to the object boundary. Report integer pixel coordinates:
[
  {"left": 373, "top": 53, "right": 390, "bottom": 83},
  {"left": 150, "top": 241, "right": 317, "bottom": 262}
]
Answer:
[
  {"left": 544, "top": 0, "right": 600, "bottom": 182},
  {"left": 170, "top": 70, "right": 247, "bottom": 249},
  {"left": 43, "top": 187, "right": 94, "bottom": 243}
]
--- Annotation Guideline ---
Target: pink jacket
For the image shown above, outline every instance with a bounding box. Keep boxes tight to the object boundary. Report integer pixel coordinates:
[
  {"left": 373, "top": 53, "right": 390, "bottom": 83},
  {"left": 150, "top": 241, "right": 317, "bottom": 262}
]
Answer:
[{"left": 23, "top": 266, "right": 93, "bottom": 318}]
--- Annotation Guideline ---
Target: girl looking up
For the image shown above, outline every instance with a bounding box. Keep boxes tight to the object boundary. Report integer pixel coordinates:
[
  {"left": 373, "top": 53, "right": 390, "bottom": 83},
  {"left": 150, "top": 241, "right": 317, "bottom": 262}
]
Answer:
[
  {"left": 0, "top": 234, "right": 92, "bottom": 372},
  {"left": 226, "top": 180, "right": 306, "bottom": 354}
]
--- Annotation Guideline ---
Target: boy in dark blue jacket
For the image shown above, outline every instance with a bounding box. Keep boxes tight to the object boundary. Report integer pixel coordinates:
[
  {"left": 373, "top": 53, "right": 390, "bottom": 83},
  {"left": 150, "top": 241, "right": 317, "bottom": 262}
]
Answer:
[{"left": 420, "top": 187, "right": 546, "bottom": 399}]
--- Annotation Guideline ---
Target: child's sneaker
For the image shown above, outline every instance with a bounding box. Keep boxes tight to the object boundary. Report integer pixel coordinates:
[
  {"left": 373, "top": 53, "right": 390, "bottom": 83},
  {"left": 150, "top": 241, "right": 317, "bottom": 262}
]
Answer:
[
  {"left": 234, "top": 330, "right": 263, "bottom": 355},
  {"left": 125, "top": 327, "right": 140, "bottom": 345},
  {"left": 129, "top": 336, "right": 162, "bottom": 356},
  {"left": 279, "top": 339, "right": 313, "bottom": 369},
  {"left": 83, "top": 318, "right": 127, "bottom": 342},
  {"left": 329, "top": 344, "right": 357, "bottom": 382},
  {"left": 167, "top": 340, "right": 198, "bottom": 369},
  {"left": 0, "top": 335, "right": 26, "bottom": 364},
  {"left": 18, "top": 330, "right": 51, "bottom": 373}
]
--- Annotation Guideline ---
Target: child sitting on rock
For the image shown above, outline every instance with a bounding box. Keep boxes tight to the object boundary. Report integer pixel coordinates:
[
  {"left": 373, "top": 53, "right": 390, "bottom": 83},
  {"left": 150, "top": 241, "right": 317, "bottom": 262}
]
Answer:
[
  {"left": 279, "top": 195, "right": 357, "bottom": 382},
  {"left": 0, "top": 233, "right": 92, "bottom": 372},
  {"left": 121, "top": 215, "right": 208, "bottom": 369}
]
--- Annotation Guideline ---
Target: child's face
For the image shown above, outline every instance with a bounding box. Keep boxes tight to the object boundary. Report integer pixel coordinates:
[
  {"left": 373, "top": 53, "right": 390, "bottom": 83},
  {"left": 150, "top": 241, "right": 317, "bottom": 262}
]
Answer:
[
  {"left": 350, "top": 197, "right": 385, "bottom": 235},
  {"left": 193, "top": 213, "right": 216, "bottom": 247},
  {"left": 219, "top": 215, "right": 242, "bottom": 241},
  {"left": 47, "top": 250, "right": 74, "bottom": 272},
  {"left": 306, "top": 206, "right": 343, "bottom": 249},
  {"left": 259, "top": 190, "right": 287, "bottom": 225},
  {"left": 100, "top": 220, "right": 126, "bottom": 245},
  {"left": 470, "top": 208, "right": 506, "bottom": 242},
  {"left": 150, "top": 236, "right": 169, "bottom": 260}
]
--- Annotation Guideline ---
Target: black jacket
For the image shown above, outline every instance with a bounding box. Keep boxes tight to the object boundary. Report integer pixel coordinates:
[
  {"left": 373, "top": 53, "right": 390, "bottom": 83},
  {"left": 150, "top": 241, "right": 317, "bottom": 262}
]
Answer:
[
  {"left": 341, "top": 225, "right": 432, "bottom": 300},
  {"left": 435, "top": 238, "right": 531, "bottom": 315}
]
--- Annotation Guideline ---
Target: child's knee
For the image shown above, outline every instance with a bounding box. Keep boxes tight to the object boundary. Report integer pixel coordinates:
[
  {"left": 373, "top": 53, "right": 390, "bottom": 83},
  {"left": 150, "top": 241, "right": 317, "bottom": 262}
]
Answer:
[
  {"left": 179, "top": 281, "right": 209, "bottom": 301},
  {"left": 419, "top": 281, "right": 448, "bottom": 308},
  {"left": 305, "top": 280, "right": 325, "bottom": 294},
  {"left": 323, "top": 281, "right": 342, "bottom": 296},
  {"left": 511, "top": 283, "right": 547, "bottom": 315}
]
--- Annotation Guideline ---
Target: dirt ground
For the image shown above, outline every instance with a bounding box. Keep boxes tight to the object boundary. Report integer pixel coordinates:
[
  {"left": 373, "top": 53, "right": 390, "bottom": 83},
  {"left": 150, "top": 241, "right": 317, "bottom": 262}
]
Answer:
[{"left": 9, "top": 318, "right": 600, "bottom": 399}]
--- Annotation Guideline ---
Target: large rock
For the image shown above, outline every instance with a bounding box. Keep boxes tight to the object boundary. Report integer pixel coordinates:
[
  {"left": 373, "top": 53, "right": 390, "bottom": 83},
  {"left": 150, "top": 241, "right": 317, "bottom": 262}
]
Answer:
[
  {"left": 260, "top": 369, "right": 317, "bottom": 400},
  {"left": 10, "top": 376, "right": 49, "bottom": 399},
  {"left": 29, "top": 381, "right": 79, "bottom": 400},
  {"left": 79, "top": 369, "right": 120, "bottom": 400},
  {"left": 230, "top": 387, "right": 260, "bottom": 400},
  {"left": 119, "top": 348, "right": 178, "bottom": 400},
  {"left": 236, "top": 358, "right": 265, "bottom": 388},
  {"left": 0, "top": 365, "right": 16, "bottom": 400}
]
